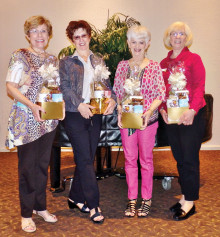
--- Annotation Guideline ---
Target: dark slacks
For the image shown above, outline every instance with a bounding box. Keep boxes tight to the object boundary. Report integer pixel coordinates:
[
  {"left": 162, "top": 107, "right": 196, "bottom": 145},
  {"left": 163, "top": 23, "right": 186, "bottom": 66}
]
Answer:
[
  {"left": 64, "top": 112, "right": 102, "bottom": 209},
  {"left": 17, "top": 129, "right": 56, "bottom": 217},
  {"left": 165, "top": 107, "right": 206, "bottom": 201}
]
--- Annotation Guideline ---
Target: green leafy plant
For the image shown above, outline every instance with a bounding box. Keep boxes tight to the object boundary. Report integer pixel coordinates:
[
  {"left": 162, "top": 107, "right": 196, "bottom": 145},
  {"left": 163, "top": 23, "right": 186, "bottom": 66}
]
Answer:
[{"left": 58, "top": 13, "right": 140, "bottom": 84}]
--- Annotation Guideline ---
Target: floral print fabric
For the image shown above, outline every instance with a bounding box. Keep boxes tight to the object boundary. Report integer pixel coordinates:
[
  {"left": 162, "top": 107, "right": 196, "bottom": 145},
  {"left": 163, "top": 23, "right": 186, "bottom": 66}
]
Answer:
[
  {"left": 113, "top": 60, "right": 166, "bottom": 123},
  {"left": 5, "top": 49, "right": 58, "bottom": 149}
]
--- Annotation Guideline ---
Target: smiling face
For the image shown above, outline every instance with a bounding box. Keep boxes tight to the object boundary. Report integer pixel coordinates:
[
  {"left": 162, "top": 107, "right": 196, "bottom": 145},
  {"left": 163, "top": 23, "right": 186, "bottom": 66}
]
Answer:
[
  {"left": 169, "top": 27, "right": 187, "bottom": 51},
  {"left": 127, "top": 37, "right": 149, "bottom": 59},
  {"left": 27, "top": 24, "right": 49, "bottom": 52},
  {"left": 72, "top": 28, "right": 91, "bottom": 53}
]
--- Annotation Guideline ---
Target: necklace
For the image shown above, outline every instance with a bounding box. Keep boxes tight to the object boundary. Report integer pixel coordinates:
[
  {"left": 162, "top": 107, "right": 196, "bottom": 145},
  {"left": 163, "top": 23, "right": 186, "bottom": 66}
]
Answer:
[
  {"left": 129, "top": 57, "right": 149, "bottom": 70},
  {"left": 29, "top": 47, "right": 47, "bottom": 58}
]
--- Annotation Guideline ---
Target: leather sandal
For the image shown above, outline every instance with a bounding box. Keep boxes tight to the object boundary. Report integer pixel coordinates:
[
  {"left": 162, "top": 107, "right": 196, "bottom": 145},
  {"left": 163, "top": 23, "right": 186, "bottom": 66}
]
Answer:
[
  {"left": 90, "top": 207, "right": 104, "bottom": 224},
  {"left": 138, "top": 199, "right": 151, "bottom": 217},
  {"left": 68, "top": 198, "right": 90, "bottom": 213},
  {"left": 33, "top": 210, "right": 57, "bottom": 223},
  {"left": 125, "top": 199, "right": 137, "bottom": 217},
  {"left": 21, "top": 217, "right": 36, "bottom": 233}
]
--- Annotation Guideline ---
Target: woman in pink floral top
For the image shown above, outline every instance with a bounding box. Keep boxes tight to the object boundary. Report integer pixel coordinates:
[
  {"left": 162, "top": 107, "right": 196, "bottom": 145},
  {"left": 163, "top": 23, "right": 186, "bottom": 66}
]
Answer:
[{"left": 113, "top": 25, "right": 165, "bottom": 217}]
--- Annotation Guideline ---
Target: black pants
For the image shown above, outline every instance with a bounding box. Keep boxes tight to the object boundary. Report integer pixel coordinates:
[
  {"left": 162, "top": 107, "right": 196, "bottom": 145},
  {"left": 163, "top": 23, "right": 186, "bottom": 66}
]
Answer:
[
  {"left": 17, "top": 129, "right": 56, "bottom": 217},
  {"left": 64, "top": 112, "right": 102, "bottom": 209},
  {"left": 165, "top": 107, "right": 206, "bottom": 201}
]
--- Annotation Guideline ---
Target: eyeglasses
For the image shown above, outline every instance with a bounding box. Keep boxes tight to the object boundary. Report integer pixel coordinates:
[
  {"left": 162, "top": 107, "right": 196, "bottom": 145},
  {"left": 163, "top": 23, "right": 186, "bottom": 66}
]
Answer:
[
  {"left": 170, "top": 32, "right": 186, "bottom": 37},
  {"left": 73, "top": 34, "right": 88, "bottom": 41},
  {"left": 29, "top": 29, "right": 48, "bottom": 35}
]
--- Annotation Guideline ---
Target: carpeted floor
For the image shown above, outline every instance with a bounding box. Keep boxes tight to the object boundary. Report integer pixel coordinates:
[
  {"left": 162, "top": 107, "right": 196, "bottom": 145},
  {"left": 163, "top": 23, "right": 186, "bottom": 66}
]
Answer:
[{"left": 0, "top": 150, "right": 220, "bottom": 236}]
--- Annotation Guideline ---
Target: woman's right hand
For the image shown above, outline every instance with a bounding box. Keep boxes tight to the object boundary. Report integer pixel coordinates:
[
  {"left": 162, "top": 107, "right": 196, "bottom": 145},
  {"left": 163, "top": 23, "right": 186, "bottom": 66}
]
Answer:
[
  {"left": 117, "top": 114, "right": 123, "bottom": 128},
  {"left": 160, "top": 109, "right": 168, "bottom": 124},
  {"left": 117, "top": 105, "right": 123, "bottom": 128},
  {"left": 6, "top": 82, "right": 45, "bottom": 122},
  {"left": 29, "top": 103, "right": 45, "bottom": 122},
  {"left": 78, "top": 103, "right": 94, "bottom": 119}
]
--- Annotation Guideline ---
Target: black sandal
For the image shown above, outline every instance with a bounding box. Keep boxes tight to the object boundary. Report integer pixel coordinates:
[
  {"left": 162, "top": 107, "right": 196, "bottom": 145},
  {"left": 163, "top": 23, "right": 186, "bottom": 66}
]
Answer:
[
  {"left": 125, "top": 199, "right": 137, "bottom": 217},
  {"left": 138, "top": 199, "right": 151, "bottom": 217},
  {"left": 68, "top": 199, "right": 90, "bottom": 213},
  {"left": 90, "top": 207, "right": 104, "bottom": 224}
]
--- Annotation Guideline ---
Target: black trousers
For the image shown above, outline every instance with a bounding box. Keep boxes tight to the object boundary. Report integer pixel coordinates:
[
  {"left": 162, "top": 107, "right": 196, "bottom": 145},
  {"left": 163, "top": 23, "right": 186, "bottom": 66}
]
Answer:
[
  {"left": 17, "top": 129, "right": 56, "bottom": 217},
  {"left": 165, "top": 107, "right": 206, "bottom": 201},
  {"left": 64, "top": 112, "right": 102, "bottom": 209}
]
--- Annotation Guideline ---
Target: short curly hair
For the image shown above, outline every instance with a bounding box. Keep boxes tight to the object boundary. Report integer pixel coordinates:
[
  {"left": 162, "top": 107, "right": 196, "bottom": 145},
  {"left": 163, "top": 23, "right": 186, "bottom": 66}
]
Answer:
[
  {"left": 163, "top": 21, "right": 193, "bottom": 49},
  {"left": 66, "top": 20, "right": 92, "bottom": 41},
  {"left": 127, "top": 25, "right": 151, "bottom": 44},
  {"left": 24, "top": 15, "right": 52, "bottom": 37}
]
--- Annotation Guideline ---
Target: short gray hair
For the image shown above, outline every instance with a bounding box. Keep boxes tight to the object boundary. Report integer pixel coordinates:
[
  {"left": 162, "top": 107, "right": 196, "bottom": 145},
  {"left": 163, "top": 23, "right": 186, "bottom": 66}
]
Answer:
[{"left": 127, "top": 25, "right": 151, "bottom": 43}]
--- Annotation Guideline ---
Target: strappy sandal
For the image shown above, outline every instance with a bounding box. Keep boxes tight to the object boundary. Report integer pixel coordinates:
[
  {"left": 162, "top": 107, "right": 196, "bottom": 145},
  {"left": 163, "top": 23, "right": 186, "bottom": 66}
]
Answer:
[
  {"left": 137, "top": 199, "right": 151, "bottom": 217},
  {"left": 68, "top": 199, "right": 90, "bottom": 213},
  {"left": 33, "top": 210, "right": 57, "bottom": 223},
  {"left": 21, "top": 217, "right": 36, "bottom": 233},
  {"left": 90, "top": 207, "right": 104, "bottom": 224},
  {"left": 125, "top": 199, "right": 137, "bottom": 217}
]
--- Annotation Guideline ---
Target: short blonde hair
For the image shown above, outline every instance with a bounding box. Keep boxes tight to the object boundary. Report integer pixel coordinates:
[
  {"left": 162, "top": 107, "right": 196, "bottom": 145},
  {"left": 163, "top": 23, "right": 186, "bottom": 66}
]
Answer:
[
  {"left": 163, "top": 21, "right": 193, "bottom": 49},
  {"left": 127, "top": 25, "right": 151, "bottom": 43},
  {"left": 24, "top": 15, "right": 52, "bottom": 37}
]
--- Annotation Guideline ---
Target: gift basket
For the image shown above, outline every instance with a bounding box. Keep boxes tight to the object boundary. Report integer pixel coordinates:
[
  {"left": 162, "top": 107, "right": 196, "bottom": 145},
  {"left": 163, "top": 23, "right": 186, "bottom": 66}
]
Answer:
[
  {"left": 167, "top": 61, "right": 189, "bottom": 124},
  {"left": 121, "top": 65, "right": 144, "bottom": 129},
  {"left": 90, "top": 55, "right": 111, "bottom": 114},
  {"left": 36, "top": 56, "right": 64, "bottom": 120}
]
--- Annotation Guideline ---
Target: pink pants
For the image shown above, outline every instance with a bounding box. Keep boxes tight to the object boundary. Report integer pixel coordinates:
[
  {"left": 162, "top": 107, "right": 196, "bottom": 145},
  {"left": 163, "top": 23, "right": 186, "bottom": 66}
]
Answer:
[{"left": 120, "top": 122, "right": 158, "bottom": 200}]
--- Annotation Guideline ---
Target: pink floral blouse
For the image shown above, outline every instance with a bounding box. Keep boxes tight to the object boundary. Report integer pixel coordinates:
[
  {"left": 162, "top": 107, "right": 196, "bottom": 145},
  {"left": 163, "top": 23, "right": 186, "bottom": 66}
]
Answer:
[{"left": 113, "top": 60, "right": 166, "bottom": 123}]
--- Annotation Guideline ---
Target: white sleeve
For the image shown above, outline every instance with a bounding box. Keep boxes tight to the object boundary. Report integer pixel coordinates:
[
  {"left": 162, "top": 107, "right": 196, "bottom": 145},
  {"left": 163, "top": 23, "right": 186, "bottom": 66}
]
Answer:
[{"left": 6, "top": 61, "right": 24, "bottom": 84}]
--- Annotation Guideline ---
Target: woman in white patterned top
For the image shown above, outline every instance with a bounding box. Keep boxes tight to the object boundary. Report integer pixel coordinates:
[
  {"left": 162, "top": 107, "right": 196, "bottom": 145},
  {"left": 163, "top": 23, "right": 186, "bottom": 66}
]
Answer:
[{"left": 5, "top": 15, "right": 60, "bottom": 233}]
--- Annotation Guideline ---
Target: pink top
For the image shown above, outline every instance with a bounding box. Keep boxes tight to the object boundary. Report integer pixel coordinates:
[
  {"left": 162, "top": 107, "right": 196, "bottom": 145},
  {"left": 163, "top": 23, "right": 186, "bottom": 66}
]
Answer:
[
  {"left": 160, "top": 47, "right": 206, "bottom": 113},
  {"left": 113, "top": 59, "right": 166, "bottom": 119}
]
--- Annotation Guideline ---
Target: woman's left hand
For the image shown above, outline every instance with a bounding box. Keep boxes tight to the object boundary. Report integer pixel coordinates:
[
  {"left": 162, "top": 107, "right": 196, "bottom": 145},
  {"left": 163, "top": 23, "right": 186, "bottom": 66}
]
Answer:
[
  {"left": 59, "top": 101, "right": 66, "bottom": 121},
  {"left": 103, "top": 98, "right": 116, "bottom": 115},
  {"left": 178, "top": 109, "right": 196, "bottom": 125},
  {"left": 140, "top": 110, "right": 152, "bottom": 130}
]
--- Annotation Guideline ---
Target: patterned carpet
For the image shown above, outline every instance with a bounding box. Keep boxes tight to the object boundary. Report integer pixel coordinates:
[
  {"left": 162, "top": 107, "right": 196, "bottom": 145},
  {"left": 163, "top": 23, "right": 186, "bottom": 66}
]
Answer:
[{"left": 0, "top": 150, "right": 219, "bottom": 236}]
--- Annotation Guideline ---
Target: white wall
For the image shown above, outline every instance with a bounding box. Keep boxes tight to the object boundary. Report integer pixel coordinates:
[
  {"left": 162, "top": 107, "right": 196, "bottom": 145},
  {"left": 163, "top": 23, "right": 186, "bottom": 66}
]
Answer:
[{"left": 1, "top": 0, "right": 219, "bottom": 151}]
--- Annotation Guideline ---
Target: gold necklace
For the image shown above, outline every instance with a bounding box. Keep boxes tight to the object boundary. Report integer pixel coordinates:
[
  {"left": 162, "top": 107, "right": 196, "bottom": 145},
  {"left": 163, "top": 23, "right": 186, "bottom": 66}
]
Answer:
[
  {"left": 29, "top": 47, "right": 47, "bottom": 58},
  {"left": 130, "top": 58, "right": 145, "bottom": 66}
]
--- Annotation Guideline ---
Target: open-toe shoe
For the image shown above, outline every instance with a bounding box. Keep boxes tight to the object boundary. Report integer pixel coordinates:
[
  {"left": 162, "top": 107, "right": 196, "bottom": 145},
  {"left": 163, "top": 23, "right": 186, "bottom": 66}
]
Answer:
[
  {"left": 90, "top": 207, "right": 104, "bottom": 224},
  {"left": 125, "top": 199, "right": 137, "bottom": 217},
  {"left": 138, "top": 199, "right": 151, "bottom": 217},
  {"left": 33, "top": 210, "right": 57, "bottom": 223},
  {"left": 21, "top": 217, "right": 36, "bottom": 233},
  {"left": 68, "top": 198, "right": 90, "bottom": 213}
]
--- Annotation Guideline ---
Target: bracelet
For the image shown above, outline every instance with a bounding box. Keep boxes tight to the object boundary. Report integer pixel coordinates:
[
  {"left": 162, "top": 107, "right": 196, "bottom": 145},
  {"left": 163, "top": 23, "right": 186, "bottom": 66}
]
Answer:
[{"left": 147, "top": 108, "right": 154, "bottom": 116}]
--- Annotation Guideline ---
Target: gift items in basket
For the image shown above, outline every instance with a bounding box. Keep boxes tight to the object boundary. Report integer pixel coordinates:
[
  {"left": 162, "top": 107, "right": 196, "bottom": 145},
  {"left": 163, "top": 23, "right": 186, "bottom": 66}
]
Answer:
[
  {"left": 37, "top": 56, "right": 64, "bottom": 120},
  {"left": 90, "top": 55, "right": 111, "bottom": 114},
  {"left": 167, "top": 61, "right": 189, "bottom": 124},
  {"left": 121, "top": 65, "right": 144, "bottom": 129}
]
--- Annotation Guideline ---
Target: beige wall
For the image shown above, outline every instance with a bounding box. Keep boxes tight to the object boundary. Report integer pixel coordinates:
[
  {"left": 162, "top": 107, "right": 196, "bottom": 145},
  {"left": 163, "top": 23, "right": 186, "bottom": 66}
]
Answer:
[{"left": 1, "top": 0, "right": 219, "bottom": 151}]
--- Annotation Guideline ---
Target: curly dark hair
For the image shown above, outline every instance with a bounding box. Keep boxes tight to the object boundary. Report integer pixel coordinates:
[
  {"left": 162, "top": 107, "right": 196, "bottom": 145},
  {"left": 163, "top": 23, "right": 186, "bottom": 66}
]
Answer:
[{"left": 66, "top": 20, "right": 92, "bottom": 41}]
